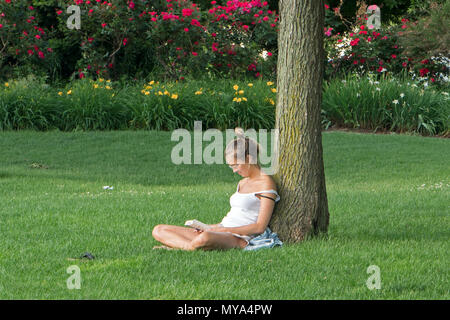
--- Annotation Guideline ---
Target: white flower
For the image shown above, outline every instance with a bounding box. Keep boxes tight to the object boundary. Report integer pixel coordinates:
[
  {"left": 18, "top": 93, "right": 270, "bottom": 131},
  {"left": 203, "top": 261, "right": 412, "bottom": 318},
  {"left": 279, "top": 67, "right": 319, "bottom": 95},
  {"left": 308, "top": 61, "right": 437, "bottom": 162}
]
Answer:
[
  {"left": 103, "top": 186, "right": 114, "bottom": 190},
  {"left": 376, "top": 87, "right": 381, "bottom": 91},
  {"left": 392, "top": 100, "right": 399, "bottom": 104},
  {"left": 442, "top": 92, "right": 449, "bottom": 96},
  {"left": 400, "top": 93, "right": 405, "bottom": 98}
]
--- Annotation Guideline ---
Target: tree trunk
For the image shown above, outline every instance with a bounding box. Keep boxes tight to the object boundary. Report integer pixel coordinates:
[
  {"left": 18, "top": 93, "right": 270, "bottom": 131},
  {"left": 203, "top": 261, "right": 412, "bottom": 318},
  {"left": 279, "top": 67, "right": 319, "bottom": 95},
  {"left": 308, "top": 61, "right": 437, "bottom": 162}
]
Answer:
[{"left": 270, "top": 0, "right": 330, "bottom": 242}]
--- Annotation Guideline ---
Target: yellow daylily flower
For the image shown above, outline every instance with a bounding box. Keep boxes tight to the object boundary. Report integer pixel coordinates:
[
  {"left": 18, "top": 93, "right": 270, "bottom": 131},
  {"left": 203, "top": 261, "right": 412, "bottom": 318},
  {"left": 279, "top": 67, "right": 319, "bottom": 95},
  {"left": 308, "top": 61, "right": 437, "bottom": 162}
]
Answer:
[
  {"left": 266, "top": 81, "right": 274, "bottom": 86},
  {"left": 232, "top": 97, "right": 237, "bottom": 102},
  {"left": 164, "top": 90, "right": 170, "bottom": 96},
  {"left": 141, "top": 89, "right": 146, "bottom": 94},
  {"left": 158, "top": 91, "right": 163, "bottom": 95},
  {"left": 145, "top": 91, "right": 150, "bottom": 95},
  {"left": 58, "top": 91, "right": 63, "bottom": 96},
  {"left": 106, "top": 80, "right": 111, "bottom": 83},
  {"left": 105, "top": 85, "right": 112, "bottom": 90},
  {"left": 242, "top": 97, "right": 247, "bottom": 101},
  {"left": 67, "top": 90, "right": 72, "bottom": 95},
  {"left": 238, "top": 90, "right": 244, "bottom": 95},
  {"left": 248, "top": 83, "right": 253, "bottom": 87},
  {"left": 233, "top": 85, "right": 239, "bottom": 91},
  {"left": 149, "top": 80, "right": 155, "bottom": 85},
  {"left": 171, "top": 94, "right": 178, "bottom": 99},
  {"left": 93, "top": 84, "right": 99, "bottom": 89},
  {"left": 271, "top": 88, "right": 277, "bottom": 93},
  {"left": 236, "top": 98, "right": 242, "bottom": 103},
  {"left": 145, "top": 85, "right": 152, "bottom": 90},
  {"left": 269, "top": 98, "right": 275, "bottom": 105},
  {"left": 4, "top": 82, "right": 9, "bottom": 87},
  {"left": 195, "top": 91, "right": 203, "bottom": 95},
  {"left": 99, "top": 78, "right": 104, "bottom": 82}
]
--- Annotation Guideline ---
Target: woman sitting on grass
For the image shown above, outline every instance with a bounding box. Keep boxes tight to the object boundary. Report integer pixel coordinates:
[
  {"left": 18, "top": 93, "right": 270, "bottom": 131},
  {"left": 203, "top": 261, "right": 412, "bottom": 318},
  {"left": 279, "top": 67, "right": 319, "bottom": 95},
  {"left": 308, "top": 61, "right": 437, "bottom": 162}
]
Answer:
[{"left": 152, "top": 128, "right": 281, "bottom": 251}]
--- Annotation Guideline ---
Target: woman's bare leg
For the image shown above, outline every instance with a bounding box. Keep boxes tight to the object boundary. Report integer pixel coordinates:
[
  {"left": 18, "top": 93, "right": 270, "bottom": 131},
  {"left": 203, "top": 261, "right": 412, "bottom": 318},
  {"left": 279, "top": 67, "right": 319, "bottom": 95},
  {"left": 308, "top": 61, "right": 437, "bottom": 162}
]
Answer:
[
  {"left": 152, "top": 224, "right": 199, "bottom": 250},
  {"left": 152, "top": 225, "right": 247, "bottom": 251},
  {"left": 189, "top": 231, "right": 248, "bottom": 251}
]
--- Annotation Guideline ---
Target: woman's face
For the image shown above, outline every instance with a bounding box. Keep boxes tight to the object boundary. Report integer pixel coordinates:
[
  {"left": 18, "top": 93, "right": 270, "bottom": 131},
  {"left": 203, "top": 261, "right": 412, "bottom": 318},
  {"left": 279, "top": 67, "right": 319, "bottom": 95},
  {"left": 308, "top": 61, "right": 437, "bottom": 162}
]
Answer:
[{"left": 226, "top": 155, "right": 251, "bottom": 177}]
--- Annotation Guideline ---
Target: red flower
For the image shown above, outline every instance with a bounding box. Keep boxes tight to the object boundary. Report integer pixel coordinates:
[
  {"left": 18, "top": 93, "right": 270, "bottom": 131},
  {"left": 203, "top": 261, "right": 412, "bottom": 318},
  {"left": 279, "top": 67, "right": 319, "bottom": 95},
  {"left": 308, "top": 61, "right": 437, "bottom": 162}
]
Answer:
[
  {"left": 350, "top": 38, "right": 360, "bottom": 46},
  {"left": 419, "top": 68, "right": 429, "bottom": 77},
  {"left": 182, "top": 8, "right": 193, "bottom": 17},
  {"left": 191, "top": 51, "right": 198, "bottom": 56},
  {"left": 191, "top": 19, "right": 201, "bottom": 27},
  {"left": 38, "top": 51, "right": 44, "bottom": 59},
  {"left": 391, "top": 54, "right": 397, "bottom": 59}
]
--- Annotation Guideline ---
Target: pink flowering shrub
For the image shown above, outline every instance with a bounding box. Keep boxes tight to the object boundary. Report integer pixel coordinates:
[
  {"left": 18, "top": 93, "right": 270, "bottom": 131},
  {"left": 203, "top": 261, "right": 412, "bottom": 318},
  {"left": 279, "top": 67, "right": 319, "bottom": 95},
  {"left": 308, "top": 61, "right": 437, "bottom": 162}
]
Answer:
[
  {"left": 145, "top": 0, "right": 279, "bottom": 80},
  {"left": 0, "top": 0, "right": 55, "bottom": 77},
  {"left": 324, "top": 3, "right": 449, "bottom": 85}
]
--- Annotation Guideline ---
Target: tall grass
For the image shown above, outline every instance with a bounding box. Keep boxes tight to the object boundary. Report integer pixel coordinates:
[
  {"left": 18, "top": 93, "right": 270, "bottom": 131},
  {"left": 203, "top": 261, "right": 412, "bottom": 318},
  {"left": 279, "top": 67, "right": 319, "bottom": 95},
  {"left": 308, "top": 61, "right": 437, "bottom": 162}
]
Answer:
[
  {"left": 1, "top": 74, "right": 448, "bottom": 135},
  {"left": 322, "top": 74, "right": 450, "bottom": 136}
]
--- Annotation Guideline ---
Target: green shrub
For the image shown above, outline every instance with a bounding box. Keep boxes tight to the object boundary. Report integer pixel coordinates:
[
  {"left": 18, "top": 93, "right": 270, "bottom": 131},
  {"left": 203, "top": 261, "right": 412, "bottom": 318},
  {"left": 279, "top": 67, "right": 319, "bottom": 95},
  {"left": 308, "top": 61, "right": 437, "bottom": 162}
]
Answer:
[{"left": 322, "top": 73, "right": 450, "bottom": 136}]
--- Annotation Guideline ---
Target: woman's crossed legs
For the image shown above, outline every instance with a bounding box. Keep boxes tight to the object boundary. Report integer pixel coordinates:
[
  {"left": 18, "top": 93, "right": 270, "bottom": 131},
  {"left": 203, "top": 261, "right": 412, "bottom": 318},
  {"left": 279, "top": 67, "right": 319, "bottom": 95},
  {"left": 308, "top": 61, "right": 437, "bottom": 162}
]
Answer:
[{"left": 152, "top": 224, "right": 248, "bottom": 251}]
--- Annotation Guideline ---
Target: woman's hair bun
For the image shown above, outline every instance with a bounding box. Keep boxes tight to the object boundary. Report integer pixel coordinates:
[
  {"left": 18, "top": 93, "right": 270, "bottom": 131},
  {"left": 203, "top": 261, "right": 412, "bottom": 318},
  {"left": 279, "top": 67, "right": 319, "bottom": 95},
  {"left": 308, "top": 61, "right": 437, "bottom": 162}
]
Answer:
[{"left": 234, "top": 127, "right": 245, "bottom": 138}]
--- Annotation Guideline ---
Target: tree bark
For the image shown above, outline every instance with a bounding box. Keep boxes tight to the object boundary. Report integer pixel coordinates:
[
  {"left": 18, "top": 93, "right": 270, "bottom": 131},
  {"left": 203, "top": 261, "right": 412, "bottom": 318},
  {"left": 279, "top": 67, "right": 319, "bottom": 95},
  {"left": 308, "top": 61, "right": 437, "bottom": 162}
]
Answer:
[{"left": 270, "top": 0, "right": 330, "bottom": 242}]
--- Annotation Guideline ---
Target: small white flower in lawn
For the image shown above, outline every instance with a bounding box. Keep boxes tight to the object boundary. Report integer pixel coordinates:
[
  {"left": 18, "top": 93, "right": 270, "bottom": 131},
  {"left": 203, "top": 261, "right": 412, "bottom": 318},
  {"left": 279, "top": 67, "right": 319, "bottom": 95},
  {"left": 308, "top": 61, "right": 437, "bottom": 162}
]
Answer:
[
  {"left": 392, "top": 100, "right": 399, "bottom": 104},
  {"left": 374, "top": 81, "right": 380, "bottom": 84},
  {"left": 400, "top": 93, "right": 405, "bottom": 98},
  {"left": 376, "top": 87, "right": 381, "bottom": 91},
  {"left": 103, "top": 186, "right": 114, "bottom": 190}
]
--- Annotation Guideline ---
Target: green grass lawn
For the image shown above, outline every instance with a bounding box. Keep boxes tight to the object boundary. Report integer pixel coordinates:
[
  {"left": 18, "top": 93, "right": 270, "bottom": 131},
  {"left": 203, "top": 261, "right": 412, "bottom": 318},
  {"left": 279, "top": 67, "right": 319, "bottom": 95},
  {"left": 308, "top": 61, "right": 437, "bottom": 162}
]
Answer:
[{"left": 0, "top": 129, "right": 448, "bottom": 299}]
